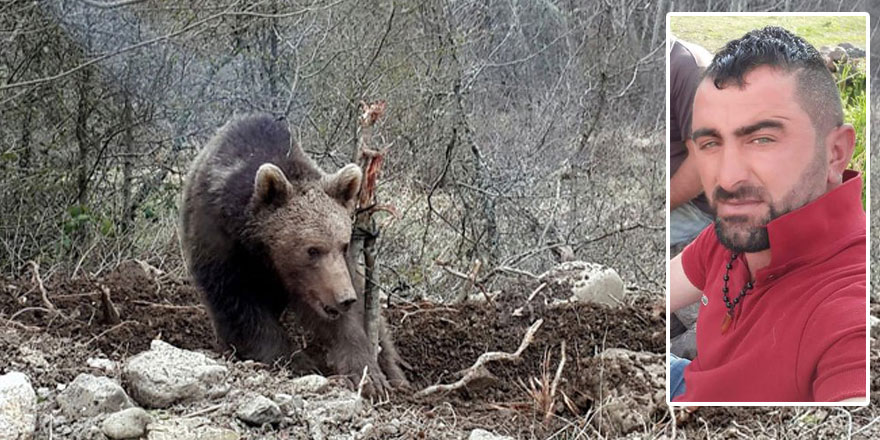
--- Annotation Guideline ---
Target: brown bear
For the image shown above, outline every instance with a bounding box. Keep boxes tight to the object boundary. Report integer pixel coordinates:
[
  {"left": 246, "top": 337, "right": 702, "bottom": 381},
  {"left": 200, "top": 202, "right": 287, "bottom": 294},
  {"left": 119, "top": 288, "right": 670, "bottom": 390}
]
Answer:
[{"left": 179, "top": 114, "right": 407, "bottom": 394}]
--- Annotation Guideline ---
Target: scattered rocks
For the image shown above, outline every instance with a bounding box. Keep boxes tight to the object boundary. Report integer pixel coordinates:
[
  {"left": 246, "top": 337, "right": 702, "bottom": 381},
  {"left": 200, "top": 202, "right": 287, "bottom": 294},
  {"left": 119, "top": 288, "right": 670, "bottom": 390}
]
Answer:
[
  {"left": 0, "top": 371, "right": 37, "bottom": 440},
  {"left": 101, "top": 407, "right": 152, "bottom": 440},
  {"left": 235, "top": 394, "right": 283, "bottom": 426},
  {"left": 289, "top": 374, "right": 330, "bottom": 395},
  {"left": 146, "top": 417, "right": 239, "bottom": 440},
  {"left": 123, "top": 340, "right": 230, "bottom": 408},
  {"left": 56, "top": 373, "right": 134, "bottom": 418},
  {"left": 468, "top": 428, "right": 514, "bottom": 440},
  {"left": 540, "top": 261, "right": 625, "bottom": 306},
  {"left": 304, "top": 390, "right": 366, "bottom": 439}
]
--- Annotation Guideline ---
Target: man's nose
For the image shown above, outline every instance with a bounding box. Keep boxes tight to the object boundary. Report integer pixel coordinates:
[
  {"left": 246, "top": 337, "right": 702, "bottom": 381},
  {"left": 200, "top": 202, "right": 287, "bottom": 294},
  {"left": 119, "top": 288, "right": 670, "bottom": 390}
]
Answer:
[{"left": 716, "top": 146, "right": 750, "bottom": 191}]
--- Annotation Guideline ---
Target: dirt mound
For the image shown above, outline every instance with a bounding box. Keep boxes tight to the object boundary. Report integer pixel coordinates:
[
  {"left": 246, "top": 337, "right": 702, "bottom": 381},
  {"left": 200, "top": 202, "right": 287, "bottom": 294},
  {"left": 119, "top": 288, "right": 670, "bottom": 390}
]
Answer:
[{"left": 2, "top": 262, "right": 877, "bottom": 438}]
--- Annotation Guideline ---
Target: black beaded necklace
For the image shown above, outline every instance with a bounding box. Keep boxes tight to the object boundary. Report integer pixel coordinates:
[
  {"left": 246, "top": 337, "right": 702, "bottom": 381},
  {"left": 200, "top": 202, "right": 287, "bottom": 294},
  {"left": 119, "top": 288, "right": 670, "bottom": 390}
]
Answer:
[{"left": 720, "top": 252, "right": 754, "bottom": 334}]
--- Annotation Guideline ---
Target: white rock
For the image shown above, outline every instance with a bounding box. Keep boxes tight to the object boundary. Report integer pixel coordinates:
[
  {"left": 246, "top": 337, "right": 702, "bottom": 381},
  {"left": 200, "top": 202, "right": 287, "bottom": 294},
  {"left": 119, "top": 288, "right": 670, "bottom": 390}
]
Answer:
[
  {"left": 56, "top": 373, "right": 134, "bottom": 417},
  {"left": 123, "top": 340, "right": 229, "bottom": 408},
  {"left": 540, "top": 261, "right": 625, "bottom": 306},
  {"left": 236, "top": 394, "right": 283, "bottom": 426},
  {"left": 87, "top": 357, "right": 117, "bottom": 373},
  {"left": 146, "top": 417, "right": 239, "bottom": 440},
  {"left": 36, "top": 387, "right": 51, "bottom": 400},
  {"left": 102, "top": 407, "right": 152, "bottom": 439},
  {"left": 468, "top": 428, "right": 514, "bottom": 440},
  {"left": 289, "top": 374, "right": 329, "bottom": 394},
  {"left": 0, "top": 372, "right": 37, "bottom": 440}
]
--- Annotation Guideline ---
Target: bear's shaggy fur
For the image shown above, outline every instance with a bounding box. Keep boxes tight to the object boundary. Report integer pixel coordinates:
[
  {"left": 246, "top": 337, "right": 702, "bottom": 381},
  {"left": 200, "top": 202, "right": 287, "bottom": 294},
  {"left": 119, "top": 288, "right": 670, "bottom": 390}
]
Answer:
[{"left": 179, "top": 114, "right": 407, "bottom": 393}]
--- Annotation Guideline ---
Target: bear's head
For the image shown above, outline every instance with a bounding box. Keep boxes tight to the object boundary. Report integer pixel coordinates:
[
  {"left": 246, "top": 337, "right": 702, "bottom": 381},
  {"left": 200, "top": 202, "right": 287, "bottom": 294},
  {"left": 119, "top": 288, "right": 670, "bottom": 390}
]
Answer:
[{"left": 246, "top": 162, "right": 363, "bottom": 320}]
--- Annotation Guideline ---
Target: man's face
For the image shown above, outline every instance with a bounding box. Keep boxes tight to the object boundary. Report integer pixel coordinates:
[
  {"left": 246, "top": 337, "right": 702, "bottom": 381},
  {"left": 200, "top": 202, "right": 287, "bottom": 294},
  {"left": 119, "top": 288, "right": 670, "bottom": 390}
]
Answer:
[{"left": 689, "top": 66, "right": 829, "bottom": 252}]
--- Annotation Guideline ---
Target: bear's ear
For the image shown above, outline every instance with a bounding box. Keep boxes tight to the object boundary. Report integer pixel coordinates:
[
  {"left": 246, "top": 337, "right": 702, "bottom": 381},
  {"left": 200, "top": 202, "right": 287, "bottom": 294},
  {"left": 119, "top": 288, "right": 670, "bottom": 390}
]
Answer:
[
  {"left": 253, "top": 163, "right": 291, "bottom": 208},
  {"left": 323, "top": 164, "right": 362, "bottom": 211}
]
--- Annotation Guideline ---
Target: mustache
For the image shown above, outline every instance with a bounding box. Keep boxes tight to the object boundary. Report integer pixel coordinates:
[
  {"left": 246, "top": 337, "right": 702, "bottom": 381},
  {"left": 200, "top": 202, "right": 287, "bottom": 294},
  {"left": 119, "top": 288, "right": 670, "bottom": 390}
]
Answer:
[{"left": 713, "top": 185, "right": 767, "bottom": 202}]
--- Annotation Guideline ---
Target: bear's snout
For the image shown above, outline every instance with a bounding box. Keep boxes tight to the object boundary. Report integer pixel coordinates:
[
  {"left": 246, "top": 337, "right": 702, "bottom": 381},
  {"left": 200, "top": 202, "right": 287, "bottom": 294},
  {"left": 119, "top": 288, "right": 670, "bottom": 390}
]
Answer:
[{"left": 321, "top": 294, "right": 356, "bottom": 319}]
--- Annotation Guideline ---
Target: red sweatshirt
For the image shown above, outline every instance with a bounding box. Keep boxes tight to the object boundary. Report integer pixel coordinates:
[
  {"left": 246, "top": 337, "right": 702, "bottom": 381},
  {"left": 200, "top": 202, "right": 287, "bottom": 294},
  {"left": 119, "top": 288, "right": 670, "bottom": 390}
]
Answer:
[{"left": 675, "top": 171, "right": 866, "bottom": 402}]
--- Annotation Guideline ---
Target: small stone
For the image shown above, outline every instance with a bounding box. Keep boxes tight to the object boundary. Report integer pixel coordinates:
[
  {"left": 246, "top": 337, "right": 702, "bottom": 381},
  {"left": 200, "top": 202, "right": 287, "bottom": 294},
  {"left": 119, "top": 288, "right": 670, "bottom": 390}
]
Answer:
[
  {"left": 273, "top": 393, "right": 304, "bottom": 416},
  {"left": 236, "top": 395, "right": 283, "bottom": 426},
  {"left": 147, "top": 417, "right": 239, "bottom": 440},
  {"left": 87, "top": 357, "right": 117, "bottom": 373},
  {"left": 102, "top": 407, "right": 152, "bottom": 439},
  {"left": 304, "top": 391, "right": 363, "bottom": 424},
  {"left": 289, "top": 374, "right": 329, "bottom": 394},
  {"left": 123, "top": 340, "right": 229, "bottom": 408},
  {"left": 829, "top": 47, "right": 847, "bottom": 62},
  {"left": 468, "top": 428, "right": 514, "bottom": 440},
  {"left": 36, "top": 387, "right": 51, "bottom": 400},
  {"left": 56, "top": 373, "right": 134, "bottom": 417},
  {"left": 0, "top": 372, "right": 37, "bottom": 440}
]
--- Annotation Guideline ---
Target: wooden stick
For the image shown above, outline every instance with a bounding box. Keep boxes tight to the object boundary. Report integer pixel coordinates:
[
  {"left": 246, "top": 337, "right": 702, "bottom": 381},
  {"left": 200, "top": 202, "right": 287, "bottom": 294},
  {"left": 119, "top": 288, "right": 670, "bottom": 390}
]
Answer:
[
  {"left": 544, "top": 340, "right": 567, "bottom": 425},
  {"left": 99, "top": 284, "right": 121, "bottom": 324},
  {"left": 29, "top": 260, "right": 56, "bottom": 312},
  {"left": 415, "top": 319, "right": 544, "bottom": 398}
]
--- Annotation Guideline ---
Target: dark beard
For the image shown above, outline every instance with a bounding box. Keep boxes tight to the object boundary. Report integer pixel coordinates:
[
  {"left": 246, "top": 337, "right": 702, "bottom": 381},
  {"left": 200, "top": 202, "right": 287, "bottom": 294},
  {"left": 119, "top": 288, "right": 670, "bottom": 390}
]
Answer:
[
  {"left": 714, "top": 215, "right": 771, "bottom": 252},
  {"left": 712, "top": 188, "right": 781, "bottom": 253}
]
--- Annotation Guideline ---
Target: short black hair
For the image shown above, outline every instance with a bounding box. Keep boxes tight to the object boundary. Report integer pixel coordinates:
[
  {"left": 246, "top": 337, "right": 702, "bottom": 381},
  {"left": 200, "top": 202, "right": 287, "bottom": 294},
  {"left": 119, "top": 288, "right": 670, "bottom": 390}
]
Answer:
[{"left": 704, "top": 26, "right": 843, "bottom": 136}]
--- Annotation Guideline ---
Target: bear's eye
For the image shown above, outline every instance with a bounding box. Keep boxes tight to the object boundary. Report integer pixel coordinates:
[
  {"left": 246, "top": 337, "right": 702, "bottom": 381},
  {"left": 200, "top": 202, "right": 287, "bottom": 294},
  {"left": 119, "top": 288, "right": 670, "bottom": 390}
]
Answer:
[
  {"left": 307, "top": 247, "right": 321, "bottom": 258},
  {"left": 341, "top": 243, "right": 348, "bottom": 254}
]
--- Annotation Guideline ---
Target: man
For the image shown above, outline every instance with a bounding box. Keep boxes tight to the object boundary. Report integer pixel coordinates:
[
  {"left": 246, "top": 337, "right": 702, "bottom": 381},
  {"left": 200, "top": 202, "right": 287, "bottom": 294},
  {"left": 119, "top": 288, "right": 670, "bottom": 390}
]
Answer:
[
  {"left": 669, "top": 26, "right": 866, "bottom": 402},
  {"left": 668, "top": 37, "right": 714, "bottom": 360}
]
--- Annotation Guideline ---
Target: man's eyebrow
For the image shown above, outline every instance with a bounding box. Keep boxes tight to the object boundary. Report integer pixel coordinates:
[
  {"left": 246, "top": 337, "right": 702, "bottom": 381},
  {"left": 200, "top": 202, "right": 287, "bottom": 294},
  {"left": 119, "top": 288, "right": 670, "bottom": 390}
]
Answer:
[
  {"left": 733, "top": 120, "right": 784, "bottom": 137},
  {"left": 691, "top": 127, "right": 720, "bottom": 139}
]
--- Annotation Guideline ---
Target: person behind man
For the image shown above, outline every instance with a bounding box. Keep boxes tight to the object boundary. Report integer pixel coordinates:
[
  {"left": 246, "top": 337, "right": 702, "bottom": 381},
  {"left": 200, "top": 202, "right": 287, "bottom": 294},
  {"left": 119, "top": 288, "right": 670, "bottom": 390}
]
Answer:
[
  {"left": 669, "top": 26, "right": 866, "bottom": 402},
  {"left": 669, "top": 36, "right": 715, "bottom": 254},
  {"left": 668, "top": 37, "right": 715, "bottom": 360}
]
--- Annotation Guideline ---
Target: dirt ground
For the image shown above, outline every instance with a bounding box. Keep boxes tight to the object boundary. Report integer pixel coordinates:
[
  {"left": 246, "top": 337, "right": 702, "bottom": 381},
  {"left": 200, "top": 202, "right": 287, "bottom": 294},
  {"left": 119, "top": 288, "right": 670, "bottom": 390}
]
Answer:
[{"left": 2, "top": 261, "right": 878, "bottom": 439}]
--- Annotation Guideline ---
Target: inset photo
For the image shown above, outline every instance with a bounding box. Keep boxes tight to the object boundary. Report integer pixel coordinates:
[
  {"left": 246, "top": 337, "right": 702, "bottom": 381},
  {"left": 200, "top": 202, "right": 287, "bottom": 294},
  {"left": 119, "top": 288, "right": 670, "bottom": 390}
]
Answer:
[{"left": 666, "top": 13, "right": 869, "bottom": 405}]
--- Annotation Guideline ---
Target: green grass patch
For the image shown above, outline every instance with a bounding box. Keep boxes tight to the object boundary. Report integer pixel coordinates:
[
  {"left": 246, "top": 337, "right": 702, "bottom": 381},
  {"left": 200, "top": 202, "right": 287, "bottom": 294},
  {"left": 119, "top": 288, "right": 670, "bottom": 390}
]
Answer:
[{"left": 670, "top": 15, "right": 866, "bottom": 53}]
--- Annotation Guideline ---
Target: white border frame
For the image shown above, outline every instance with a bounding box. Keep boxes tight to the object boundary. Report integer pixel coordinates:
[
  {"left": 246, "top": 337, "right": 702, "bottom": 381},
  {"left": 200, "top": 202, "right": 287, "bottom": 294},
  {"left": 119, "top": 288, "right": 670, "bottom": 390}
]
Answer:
[{"left": 665, "top": 11, "right": 871, "bottom": 407}]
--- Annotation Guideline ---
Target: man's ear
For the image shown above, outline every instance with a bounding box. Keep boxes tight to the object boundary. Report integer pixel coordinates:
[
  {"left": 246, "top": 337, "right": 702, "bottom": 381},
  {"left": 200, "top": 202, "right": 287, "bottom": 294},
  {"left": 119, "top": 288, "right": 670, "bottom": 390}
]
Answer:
[
  {"left": 323, "top": 164, "right": 362, "bottom": 211},
  {"left": 825, "top": 123, "right": 856, "bottom": 183},
  {"left": 253, "top": 163, "right": 291, "bottom": 208}
]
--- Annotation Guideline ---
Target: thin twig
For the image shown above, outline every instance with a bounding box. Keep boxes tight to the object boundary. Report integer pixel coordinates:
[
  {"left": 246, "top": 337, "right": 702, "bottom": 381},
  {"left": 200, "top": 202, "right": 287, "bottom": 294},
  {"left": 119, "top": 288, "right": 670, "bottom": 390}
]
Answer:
[
  {"left": 131, "top": 300, "right": 204, "bottom": 311},
  {"left": 357, "top": 365, "right": 370, "bottom": 400},
  {"left": 29, "top": 260, "right": 56, "bottom": 312},
  {"left": 182, "top": 403, "right": 224, "bottom": 418},
  {"left": 527, "top": 282, "right": 548, "bottom": 302},
  {"left": 547, "top": 340, "right": 567, "bottom": 424},
  {"left": 86, "top": 320, "right": 136, "bottom": 346},
  {"left": 415, "top": 319, "right": 544, "bottom": 398}
]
